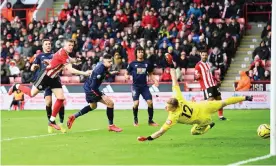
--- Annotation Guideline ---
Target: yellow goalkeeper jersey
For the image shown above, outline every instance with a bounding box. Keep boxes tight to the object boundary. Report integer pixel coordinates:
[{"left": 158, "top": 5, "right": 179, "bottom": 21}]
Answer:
[{"left": 161, "top": 85, "right": 201, "bottom": 131}]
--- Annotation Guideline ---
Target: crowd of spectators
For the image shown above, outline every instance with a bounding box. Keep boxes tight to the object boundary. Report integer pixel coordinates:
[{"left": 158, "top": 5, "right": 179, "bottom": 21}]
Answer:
[
  {"left": 248, "top": 21, "right": 271, "bottom": 81},
  {"left": 1, "top": 0, "right": 245, "bottom": 84}
]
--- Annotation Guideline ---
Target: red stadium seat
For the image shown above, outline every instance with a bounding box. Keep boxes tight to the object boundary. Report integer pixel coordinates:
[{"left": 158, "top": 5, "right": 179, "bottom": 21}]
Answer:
[
  {"left": 153, "top": 68, "right": 163, "bottom": 75},
  {"left": 151, "top": 75, "right": 160, "bottom": 82},
  {"left": 119, "top": 69, "right": 127, "bottom": 76},
  {"left": 225, "top": 18, "right": 231, "bottom": 24},
  {"left": 213, "top": 18, "right": 221, "bottom": 24},
  {"left": 183, "top": 75, "right": 194, "bottom": 82},
  {"left": 60, "top": 76, "right": 70, "bottom": 83},
  {"left": 14, "top": 77, "right": 22, "bottom": 83},
  {"left": 115, "top": 75, "right": 126, "bottom": 82},
  {"left": 186, "top": 68, "right": 195, "bottom": 75},
  {"left": 181, "top": 68, "right": 186, "bottom": 75},
  {"left": 191, "top": 88, "right": 201, "bottom": 92},
  {"left": 9, "top": 77, "right": 15, "bottom": 84},
  {"left": 237, "top": 18, "right": 245, "bottom": 24},
  {"left": 70, "top": 76, "right": 80, "bottom": 83}
]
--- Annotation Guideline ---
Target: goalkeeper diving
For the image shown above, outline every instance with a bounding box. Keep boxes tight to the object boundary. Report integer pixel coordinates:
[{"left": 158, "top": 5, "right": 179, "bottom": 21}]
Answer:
[{"left": 137, "top": 66, "right": 253, "bottom": 142}]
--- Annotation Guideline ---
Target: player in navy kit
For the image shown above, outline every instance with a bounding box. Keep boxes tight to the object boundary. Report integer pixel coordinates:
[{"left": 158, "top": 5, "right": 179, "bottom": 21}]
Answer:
[
  {"left": 31, "top": 39, "right": 66, "bottom": 133},
  {"left": 125, "top": 47, "right": 159, "bottom": 126},
  {"left": 67, "top": 54, "right": 122, "bottom": 132}
]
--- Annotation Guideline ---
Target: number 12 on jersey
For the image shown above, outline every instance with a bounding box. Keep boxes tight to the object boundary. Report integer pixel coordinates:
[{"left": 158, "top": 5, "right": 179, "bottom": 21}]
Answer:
[{"left": 181, "top": 105, "right": 193, "bottom": 118}]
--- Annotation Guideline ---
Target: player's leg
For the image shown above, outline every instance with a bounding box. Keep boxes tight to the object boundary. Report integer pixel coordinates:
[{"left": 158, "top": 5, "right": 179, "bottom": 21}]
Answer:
[
  {"left": 133, "top": 100, "right": 139, "bottom": 126},
  {"left": 191, "top": 122, "right": 215, "bottom": 135},
  {"left": 203, "top": 95, "right": 253, "bottom": 115},
  {"left": 215, "top": 95, "right": 226, "bottom": 120},
  {"left": 67, "top": 102, "right": 97, "bottom": 129},
  {"left": 132, "top": 86, "right": 140, "bottom": 126},
  {"left": 9, "top": 70, "right": 46, "bottom": 97},
  {"left": 67, "top": 91, "right": 99, "bottom": 129},
  {"left": 44, "top": 88, "right": 54, "bottom": 133},
  {"left": 50, "top": 88, "right": 65, "bottom": 130},
  {"left": 100, "top": 96, "right": 122, "bottom": 132},
  {"left": 141, "top": 86, "right": 159, "bottom": 126}
]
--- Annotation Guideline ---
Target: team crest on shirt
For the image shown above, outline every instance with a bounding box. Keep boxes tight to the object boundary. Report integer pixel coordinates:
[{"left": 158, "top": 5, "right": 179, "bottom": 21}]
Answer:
[
  {"left": 209, "top": 93, "right": 212, "bottom": 96},
  {"left": 145, "top": 64, "right": 148, "bottom": 67},
  {"left": 166, "top": 120, "right": 172, "bottom": 125},
  {"left": 38, "top": 85, "right": 43, "bottom": 90},
  {"left": 97, "top": 75, "right": 102, "bottom": 79}
]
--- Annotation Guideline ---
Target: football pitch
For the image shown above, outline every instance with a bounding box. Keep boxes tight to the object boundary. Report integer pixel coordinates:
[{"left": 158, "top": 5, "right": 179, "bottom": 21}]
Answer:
[{"left": 1, "top": 109, "right": 275, "bottom": 165}]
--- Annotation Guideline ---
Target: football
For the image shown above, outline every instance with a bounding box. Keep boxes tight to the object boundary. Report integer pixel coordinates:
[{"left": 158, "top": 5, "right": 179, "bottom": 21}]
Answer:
[
  {"left": 165, "top": 53, "right": 173, "bottom": 65},
  {"left": 257, "top": 124, "right": 270, "bottom": 139}
]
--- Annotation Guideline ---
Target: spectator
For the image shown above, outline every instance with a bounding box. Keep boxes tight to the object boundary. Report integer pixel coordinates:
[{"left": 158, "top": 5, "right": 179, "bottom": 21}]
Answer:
[
  {"left": 252, "top": 61, "right": 265, "bottom": 81},
  {"left": 263, "top": 70, "right": 270, "bottom": 80},
  {"left": 22, "top": 41, "right": 32, "bottom": 57},
  {"left": 161, "top": 67, "right": 172, "bottom": 82},
  {"left": 21, "top": 62, "right": 33, "bottom": 83},
  {"left": 209, "top": 47, "right": 225, "bottom": 79},
  {"left": 252, "top": 41, "right": 270, "bottom": 60},
  {"left": 1, "top": 57, "right": 10, "bottom": 84},
  {"left": 179, "top": 51, "right": 189, "bottom": 69},
  {"left": 187, "top": 47, "right": 200, "bottom": 68},
  {"left": 235, "top": 71, "right": 251, "bottom": 91},
  {"left": 9, "top": 60, "right": 20, "bottom": 77}
]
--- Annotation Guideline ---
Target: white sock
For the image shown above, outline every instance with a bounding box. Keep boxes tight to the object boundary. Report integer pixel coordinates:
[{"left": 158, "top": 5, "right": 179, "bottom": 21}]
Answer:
[{"left": 50, "top": 116, "right": 56, "bottom": 122}]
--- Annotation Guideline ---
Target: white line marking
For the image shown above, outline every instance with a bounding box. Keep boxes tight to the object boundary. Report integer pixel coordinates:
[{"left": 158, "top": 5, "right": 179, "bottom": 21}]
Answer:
[
  {"left": 1, "top": 129, "right": 100, "bottom": 142},
  {"left": 227, "top": 154, "right": 272, "bottom": 166}
]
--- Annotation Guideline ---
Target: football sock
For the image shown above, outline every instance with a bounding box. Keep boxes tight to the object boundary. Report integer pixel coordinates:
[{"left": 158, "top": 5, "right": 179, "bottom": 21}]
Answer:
[
  {"left": 59, "top": 106, "right": 65, "bottom": 123},
  {"left": 218, "top": 109, "right": 223, "bottom": 117},
  {"left": 148, "top": 107, "right": 153, "bottom": 122},
  {"left": 224, "top": 96, "right": 245, "bottom": 105},
  {"left": 46, "top": 106, "right": 52, "bottom": 120},
  {"left": 133, "top": 107, "right": 138, "bottom": 120},
  {"left": 106, "top": 107, "right": 114, "bottom": 125},
  {"left": 50, "top": 99, "right": 64, "bottom": 122},
  {"left": 74, "top": 105, "right": 92, "bottom": 118},
  {"left": 18, "top": 85, "right": 31, "bottom": 97}
]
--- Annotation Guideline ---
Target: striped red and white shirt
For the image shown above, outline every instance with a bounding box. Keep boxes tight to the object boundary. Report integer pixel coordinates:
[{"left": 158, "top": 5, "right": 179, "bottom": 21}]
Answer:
[
  {"left": 46, "top": 48, "right": 69, "bottom": 78},
  {"left": 194, "top": 61, "right": 217, "bottom": 90}
]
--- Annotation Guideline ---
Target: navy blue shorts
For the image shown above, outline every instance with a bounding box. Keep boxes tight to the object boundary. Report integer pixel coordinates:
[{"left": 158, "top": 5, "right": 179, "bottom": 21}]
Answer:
[
  {"left": 85, "top": 91, "right": 102, "bottom": 103},
  {"left": 44, "top": 88, "right": 52, "bottom": 98},
  {"left": 131, "top": 86, "right": 152, "bottom": 101}
]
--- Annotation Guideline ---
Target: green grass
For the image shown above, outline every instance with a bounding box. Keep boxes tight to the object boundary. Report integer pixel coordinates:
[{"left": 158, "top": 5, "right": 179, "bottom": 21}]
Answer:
[{"left": 1, "top": 109, "right": 273, "bottom": 165}]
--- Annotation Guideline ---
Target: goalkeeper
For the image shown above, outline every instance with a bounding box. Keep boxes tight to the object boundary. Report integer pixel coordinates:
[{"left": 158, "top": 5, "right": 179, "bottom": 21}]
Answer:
[{"left": 137, "top": 57, "right": 253, "bottom": 142}]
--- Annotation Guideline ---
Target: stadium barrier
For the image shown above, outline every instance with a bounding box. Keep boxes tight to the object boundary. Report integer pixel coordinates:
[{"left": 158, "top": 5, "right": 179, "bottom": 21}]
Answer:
[{"left": 0, "top": 91, "right": 270, "bottom": 110}]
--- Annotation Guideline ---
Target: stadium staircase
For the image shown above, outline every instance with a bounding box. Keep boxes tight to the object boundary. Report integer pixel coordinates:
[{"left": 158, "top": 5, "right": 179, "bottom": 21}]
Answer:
[
  {"left": 48, "top": 0, "right": 67, "bottom": 18},
  {"left": 220, "top": 22, "right": 266, "bottom": 91}
]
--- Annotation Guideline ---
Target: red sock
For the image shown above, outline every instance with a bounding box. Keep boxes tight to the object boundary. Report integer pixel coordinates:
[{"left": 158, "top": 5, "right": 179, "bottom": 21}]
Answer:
[
  {"left": 13, "top": 105, "right": 17, "bottom": 110},
  {"left": 18, "top": 85, "right": 31, "bottom": 97},
  {"left": 51, "top": 99, "right": 64, "bottom": 117},
  {"left": 218, "top": 108, "right": 223, "bottom": 117}
]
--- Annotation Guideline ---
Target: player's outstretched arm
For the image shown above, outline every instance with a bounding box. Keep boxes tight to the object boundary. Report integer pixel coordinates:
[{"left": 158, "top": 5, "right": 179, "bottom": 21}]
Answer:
[
  {"left": 65, "top": 63, "right": 92, "bottom": 76},
  {"left": 137, "top": 128, "right": 167, "bottom": 142},
  {"left": 170, "top": 68, "right": 179, "bottom": 87}
]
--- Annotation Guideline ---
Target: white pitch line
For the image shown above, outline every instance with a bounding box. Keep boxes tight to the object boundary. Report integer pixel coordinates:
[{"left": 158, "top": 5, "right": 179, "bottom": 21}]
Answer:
[
  {"left": 1, "top": 128, "right": 100, "bottom": 142},
  {"left": 227, "top": 154, "right": 272, "bottom": 166}
]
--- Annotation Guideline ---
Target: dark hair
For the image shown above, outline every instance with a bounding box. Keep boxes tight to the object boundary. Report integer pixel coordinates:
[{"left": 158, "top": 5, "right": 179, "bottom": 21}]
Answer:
[
  {"left": 199, "top": 50, "right": 208, "bottom": 54},
  {"left": 135, "top": 46, "right": 144, "bottom": 55},
  {"left": 167, "top": 98, "right": 179, "bottom": 108},
  {"left": 103, "top": 54, "right": 112, "bottom": 59}
]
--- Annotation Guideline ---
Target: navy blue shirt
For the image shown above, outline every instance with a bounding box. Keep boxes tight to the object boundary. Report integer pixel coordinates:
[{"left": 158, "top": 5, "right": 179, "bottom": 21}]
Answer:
[
  {"left": 84, "top": 62, "right": 108, "bottom": 95},
  {"left": 32, "top": 53, "right": 53, "bottom": 80},
  {"left": 127, "top": 60, "right": 154, "bottom": 87}
]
